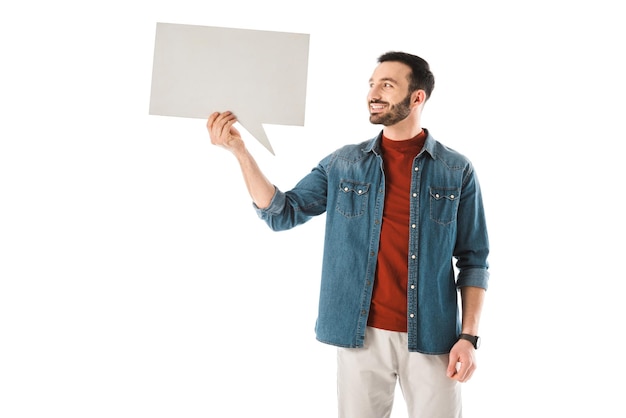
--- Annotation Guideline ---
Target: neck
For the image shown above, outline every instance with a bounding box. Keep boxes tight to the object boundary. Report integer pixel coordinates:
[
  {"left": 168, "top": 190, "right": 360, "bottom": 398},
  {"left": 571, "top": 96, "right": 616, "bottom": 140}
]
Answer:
[{"left": 382, "top": 115, "right": 422, "bottom": 141}]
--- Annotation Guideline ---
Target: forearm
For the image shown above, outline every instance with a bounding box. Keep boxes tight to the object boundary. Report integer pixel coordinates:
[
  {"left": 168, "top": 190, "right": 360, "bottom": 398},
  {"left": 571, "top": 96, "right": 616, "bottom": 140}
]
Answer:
[
  {"left": 207, "top": 112, "right": 276, "bottom": 208},
  {"left": 233, "top": 146, "right": 276, "bottom": 209},
  {"left": 459, "top": 286, "right": 486, "bottom": 335}
]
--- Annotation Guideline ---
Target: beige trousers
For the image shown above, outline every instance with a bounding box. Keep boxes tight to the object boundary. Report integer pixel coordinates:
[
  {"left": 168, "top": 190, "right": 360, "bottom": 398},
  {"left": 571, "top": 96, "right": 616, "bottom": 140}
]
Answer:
[{"left": 337, "top": 327, "right": 461, "bottom": 418}]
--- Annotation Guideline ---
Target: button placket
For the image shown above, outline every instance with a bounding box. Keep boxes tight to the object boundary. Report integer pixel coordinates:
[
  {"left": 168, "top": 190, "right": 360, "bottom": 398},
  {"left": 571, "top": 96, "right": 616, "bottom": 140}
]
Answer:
[{"left": 407, "top": 160, "right": 421, "bottom": 331}]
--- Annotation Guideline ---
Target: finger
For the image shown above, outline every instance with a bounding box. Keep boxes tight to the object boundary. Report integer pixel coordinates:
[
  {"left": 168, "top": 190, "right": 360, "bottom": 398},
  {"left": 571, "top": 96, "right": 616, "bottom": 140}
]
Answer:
[
  {"left": 207, "top": 112, "right": 219, "bottom": 129},
  {"left": 208, "top": 117, "right": 227, "bottom": 146},
  {"left": 455, "top": 361, "right": 475, "bottom": 383},
  {"left": 207, "top": 111, "right": 231, "bottom": 129},
  {"left": 207, "top": 112, "right": 226, "bottom": 141},
  {"left": 446, "top": 357, "right": 459, "bottom": 378},
  {"left": 215, "top": 112, "right": 237, "bottom": 138}
]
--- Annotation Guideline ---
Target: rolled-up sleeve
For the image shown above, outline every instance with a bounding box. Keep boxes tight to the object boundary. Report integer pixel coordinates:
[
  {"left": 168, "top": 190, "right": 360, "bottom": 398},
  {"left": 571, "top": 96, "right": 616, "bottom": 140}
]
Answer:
[{"left": 454, "top": 164, "right": 490, "bottom": 290}]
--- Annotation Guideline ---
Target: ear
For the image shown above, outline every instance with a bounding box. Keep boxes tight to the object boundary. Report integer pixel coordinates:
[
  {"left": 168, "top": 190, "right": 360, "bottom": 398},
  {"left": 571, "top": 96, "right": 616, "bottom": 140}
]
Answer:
[{"left": 411, "top": 89, "right": 426, "bottom": 106}]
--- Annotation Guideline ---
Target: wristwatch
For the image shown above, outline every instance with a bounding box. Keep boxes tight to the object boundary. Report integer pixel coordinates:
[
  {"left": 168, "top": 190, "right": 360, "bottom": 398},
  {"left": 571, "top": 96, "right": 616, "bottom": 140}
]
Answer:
[{"left": 458, "top": 333, "right": 481, "bottom": 349}]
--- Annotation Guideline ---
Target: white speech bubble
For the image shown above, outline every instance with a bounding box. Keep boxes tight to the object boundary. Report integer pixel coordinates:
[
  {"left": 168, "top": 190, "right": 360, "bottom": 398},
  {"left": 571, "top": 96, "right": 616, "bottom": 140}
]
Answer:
[{"left": 149, "top": 22, "right": 310, "bottom": 155}]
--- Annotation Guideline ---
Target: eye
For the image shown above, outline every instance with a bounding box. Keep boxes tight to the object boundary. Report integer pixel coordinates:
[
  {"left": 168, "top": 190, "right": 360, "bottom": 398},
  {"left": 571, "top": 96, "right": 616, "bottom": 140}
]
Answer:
[{"left": 384, "top": 82, "right": 393, "bottom": 88}]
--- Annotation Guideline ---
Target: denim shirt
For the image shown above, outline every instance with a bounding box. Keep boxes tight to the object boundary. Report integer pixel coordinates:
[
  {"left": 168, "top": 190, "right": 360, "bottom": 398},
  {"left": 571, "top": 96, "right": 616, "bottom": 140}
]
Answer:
[{"left": 255, "top": 130, "right": 489, "bottom": 354}]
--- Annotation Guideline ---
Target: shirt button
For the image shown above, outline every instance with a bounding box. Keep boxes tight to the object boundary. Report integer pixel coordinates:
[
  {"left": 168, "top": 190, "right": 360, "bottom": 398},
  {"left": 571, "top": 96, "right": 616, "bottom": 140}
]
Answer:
[
  {"left": 435, "top": 193, "right": 440, "bottom": 198},
  {"left": 361, "top": 310, "right": 367, "bottom": 315},
  {"left": 357, "top": 189, "right": 363, "bottom": 194},
  {"left": 411, "top": 254, "right": 416, "bottom": 260},
  {"left": 409, "top": 313, "right": 415, "bottom": 318},
  {"left": 410, "top": 284, "right": 415, "bottom": 289},
  {"left": 412, "top": 193, "right": 417, "bottom": 197},
  {"left": 411, "top": 224, "right": 416, "bottom": 229},
  {"left": 344, "top": 187, "right": 349, "bottom": 191},
  {"left": 414, "top": 167, "right": 419, "bottom": 171}
]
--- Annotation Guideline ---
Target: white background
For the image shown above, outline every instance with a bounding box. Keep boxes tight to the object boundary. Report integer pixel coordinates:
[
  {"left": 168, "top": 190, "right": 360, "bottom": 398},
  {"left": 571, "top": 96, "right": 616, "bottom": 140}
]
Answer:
[{"left": 1, "top": 1, "right": 624, "bottom": 417}]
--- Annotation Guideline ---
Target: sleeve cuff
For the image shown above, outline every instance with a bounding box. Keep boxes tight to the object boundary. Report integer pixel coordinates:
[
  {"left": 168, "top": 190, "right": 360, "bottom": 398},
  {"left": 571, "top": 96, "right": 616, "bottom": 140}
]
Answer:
[
  {"left": 456, "top": 267, "right": 489, "bottom": 290},
  {"left": 253, "top": 186, "right": 283, "bottom": 217}
]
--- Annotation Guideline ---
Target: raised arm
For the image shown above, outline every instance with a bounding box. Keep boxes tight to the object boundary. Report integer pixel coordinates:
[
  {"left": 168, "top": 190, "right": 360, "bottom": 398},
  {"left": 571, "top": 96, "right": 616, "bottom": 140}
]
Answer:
[{"left": 206, "top": 111, "right": 276, "bottom": 208}]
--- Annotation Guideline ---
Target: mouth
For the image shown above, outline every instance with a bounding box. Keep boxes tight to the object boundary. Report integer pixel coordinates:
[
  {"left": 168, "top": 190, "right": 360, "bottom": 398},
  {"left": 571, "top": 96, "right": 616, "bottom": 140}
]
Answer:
[{"left": 369, "top": 102, "right": 387, "bottom": 114}]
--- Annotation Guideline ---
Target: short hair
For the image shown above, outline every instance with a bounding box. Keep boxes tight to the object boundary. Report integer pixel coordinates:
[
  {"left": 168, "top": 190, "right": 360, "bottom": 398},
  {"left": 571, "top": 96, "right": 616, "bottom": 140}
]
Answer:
[{"left": 377, "top": 51, "right": 435, "bottom": 100}]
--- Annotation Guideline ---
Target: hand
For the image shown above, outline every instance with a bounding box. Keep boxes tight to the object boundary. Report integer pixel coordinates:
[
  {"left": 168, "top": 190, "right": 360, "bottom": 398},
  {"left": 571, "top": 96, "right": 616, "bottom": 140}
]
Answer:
[
  {"left": 206, "top": 111, "right": 244, "bottom": 154},
  {"left": 446, "top": 339, "right": 477, "bottom": 383}
]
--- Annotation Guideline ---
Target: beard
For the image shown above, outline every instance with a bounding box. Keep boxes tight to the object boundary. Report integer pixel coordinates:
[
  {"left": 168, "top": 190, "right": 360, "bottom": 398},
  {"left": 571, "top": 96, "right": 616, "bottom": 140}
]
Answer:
[{"left": 369, "top": 93, "right": 412, "bottom": 126}]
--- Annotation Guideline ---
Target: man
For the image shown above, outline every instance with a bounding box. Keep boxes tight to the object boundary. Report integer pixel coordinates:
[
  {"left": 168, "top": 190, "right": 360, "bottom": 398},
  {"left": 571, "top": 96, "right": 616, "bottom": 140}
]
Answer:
[{"left": 207, "top": 51, "right": 489, "bottom": 418}]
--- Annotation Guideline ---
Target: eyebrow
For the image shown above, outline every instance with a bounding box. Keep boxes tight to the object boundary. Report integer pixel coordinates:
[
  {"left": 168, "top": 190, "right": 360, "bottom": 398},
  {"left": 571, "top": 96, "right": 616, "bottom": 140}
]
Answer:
[{"left": 369, "top": 77, "right": 399, "bottom": 84}]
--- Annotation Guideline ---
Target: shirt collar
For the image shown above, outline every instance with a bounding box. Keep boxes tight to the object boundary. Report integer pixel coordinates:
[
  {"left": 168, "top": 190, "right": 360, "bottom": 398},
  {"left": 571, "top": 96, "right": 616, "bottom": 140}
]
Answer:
[{"left": 364, "top": 128, "right": 435, "bottom": 158}]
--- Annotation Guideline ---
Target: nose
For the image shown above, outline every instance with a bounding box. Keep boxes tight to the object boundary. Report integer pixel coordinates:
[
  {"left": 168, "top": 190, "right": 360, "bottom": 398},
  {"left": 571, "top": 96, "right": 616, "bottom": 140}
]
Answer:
[{"left": 368, "top": 85, "right": 381, "bottom": 102}]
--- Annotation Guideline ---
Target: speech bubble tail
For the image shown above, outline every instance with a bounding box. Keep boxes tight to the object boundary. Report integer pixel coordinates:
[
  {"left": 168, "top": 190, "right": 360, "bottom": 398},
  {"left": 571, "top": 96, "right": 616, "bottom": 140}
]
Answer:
[{"left": 238, "top": 120, "right": 275, "bottom": 155}]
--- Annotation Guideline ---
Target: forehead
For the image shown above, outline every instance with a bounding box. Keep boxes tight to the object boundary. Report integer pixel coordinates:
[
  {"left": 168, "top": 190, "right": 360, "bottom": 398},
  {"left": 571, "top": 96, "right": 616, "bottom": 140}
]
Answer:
[{"left": 370, "top": 61, "right": 412, "bottom": 84}]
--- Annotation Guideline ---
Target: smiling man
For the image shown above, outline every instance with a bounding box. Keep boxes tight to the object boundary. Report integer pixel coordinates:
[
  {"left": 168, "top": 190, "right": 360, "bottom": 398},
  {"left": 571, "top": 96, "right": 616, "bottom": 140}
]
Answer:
[{"left": 207, "top": 51, "right": 490, "bottom": 418}]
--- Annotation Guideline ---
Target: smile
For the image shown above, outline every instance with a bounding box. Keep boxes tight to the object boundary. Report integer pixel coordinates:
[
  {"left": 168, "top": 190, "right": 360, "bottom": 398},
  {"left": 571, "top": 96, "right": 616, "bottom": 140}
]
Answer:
[{"left": 370, "top": 103, "right": 387, "bottom": 113}]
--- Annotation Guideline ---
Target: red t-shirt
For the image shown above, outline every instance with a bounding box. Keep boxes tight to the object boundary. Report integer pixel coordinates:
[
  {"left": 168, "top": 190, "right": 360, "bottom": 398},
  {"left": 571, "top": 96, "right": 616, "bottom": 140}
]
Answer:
[{"left": 367, "top": 130, "right": 426, "bottom": 332}]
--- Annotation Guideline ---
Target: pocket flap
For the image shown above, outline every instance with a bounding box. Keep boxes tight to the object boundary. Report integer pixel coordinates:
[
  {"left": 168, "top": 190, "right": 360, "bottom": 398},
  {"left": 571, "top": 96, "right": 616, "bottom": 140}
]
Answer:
[
  {"left": 429, "top": 188, "right": 459, "bottom": 201},
  {"left": 339, "top": 180, "right": 370, "bottom": 195}
]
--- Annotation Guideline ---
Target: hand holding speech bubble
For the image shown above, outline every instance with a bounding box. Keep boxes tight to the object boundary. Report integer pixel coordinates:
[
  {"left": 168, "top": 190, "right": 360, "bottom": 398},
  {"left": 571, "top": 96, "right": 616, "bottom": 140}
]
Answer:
[{"left": 149, "top": 23, "right": 310, "bottom": 155}]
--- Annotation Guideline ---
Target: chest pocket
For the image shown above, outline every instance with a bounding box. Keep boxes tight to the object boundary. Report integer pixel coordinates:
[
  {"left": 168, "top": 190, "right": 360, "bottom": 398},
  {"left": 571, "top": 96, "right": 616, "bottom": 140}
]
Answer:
[
  {"left": 429, "top": 187, "right": 460, "bottom": 225},
  {"left": 336, "top": 180, "right": 370, "bottom": 218}
]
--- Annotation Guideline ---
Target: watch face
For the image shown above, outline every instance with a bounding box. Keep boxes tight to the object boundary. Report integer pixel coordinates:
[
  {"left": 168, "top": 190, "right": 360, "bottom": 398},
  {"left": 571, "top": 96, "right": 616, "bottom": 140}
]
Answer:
[{"left": 475, "top": 336, "right": 481, "bottom": 349}]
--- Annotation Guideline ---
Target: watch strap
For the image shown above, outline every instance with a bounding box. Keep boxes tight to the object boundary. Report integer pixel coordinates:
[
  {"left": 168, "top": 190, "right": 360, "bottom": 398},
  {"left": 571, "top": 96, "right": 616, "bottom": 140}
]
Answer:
[{"left": 458, "top": 333, "right": 480, "bottom": 349}]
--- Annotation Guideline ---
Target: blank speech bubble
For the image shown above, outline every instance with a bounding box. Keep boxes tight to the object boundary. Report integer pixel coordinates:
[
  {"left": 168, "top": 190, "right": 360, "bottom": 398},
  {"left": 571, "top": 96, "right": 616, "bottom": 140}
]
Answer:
[{"left": 149, "top": 22, "right": 310, "bottom": 155}]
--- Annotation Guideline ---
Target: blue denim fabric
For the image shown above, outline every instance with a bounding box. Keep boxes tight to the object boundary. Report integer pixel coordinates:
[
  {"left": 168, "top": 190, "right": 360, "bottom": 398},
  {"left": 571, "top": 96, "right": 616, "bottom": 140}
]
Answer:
[{"left": 255, "top": 130, "right": 489, "bottom": 354}]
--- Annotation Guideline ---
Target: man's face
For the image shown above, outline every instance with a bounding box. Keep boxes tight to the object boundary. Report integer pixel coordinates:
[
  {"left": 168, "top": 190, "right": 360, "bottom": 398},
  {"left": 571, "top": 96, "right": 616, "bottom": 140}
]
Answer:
[{"left": 367, "top": 61, "right": 413, "bottom": 126}]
